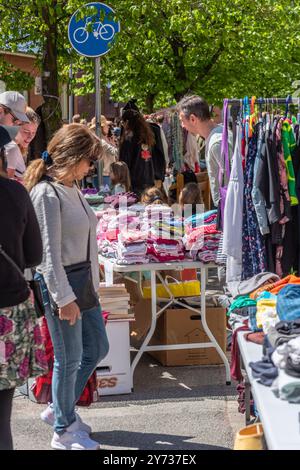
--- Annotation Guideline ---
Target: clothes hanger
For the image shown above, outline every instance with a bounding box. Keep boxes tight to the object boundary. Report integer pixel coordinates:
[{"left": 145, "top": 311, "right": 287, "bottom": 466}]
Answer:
[{"left": 285, "top": 95, "right": 291, "bottom": 119}]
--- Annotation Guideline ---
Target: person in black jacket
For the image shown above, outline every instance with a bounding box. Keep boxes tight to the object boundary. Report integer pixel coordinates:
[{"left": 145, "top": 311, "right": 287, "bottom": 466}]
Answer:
[
  {"left": 147, "top": 119, "right": 166, "bottom": 185},
  {"left": 119, "top": 108, "right": 155, "bottom": 196},
  {"left": 0, "top": 124, "right": 44, "bottom": 450}
]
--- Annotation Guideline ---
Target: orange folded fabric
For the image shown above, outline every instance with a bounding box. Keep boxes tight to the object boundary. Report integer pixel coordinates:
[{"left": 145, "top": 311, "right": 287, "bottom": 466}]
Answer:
[
  {"left": 249, "top": 281, "right": 278, "bottom": 299},
  {"left": 269, "top": 275, "right": 300, "bottom": 295},
  {"left": 249, "top": 275, "right": 300, "bottom": 299}
]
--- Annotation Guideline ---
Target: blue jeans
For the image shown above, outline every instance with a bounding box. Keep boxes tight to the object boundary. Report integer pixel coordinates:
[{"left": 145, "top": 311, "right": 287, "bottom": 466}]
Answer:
[
  {"left": 102, "top": 175, "right": 111, "bottom": 187},
  {"left": 36, "top": 274, "right": 109, "bottom": 433}
]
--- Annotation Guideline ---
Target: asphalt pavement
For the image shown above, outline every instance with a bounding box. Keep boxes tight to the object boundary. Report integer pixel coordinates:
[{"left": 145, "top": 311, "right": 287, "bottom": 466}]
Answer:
[{"left": 11, "top": 352, "right": 244, "bottom": 451}]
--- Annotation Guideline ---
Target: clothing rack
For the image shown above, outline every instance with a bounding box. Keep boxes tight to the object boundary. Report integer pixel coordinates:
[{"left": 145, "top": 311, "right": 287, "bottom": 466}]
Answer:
[{"left": 226, "top": 97, "right": 300, "bottom": 106}]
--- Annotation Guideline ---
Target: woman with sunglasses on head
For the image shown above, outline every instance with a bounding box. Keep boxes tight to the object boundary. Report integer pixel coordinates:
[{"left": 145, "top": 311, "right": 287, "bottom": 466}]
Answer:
[
  {"left": 5, "top": 107, "right": 40, "bottom": 182},
  {"left": 24, "top": 124, "right": 109, "bottom": 451}
]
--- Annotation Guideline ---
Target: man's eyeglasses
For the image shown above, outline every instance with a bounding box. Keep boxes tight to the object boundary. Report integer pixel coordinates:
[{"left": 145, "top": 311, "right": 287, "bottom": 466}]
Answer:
[{"left": 3, "top": 106, "right": 21, "bottom": 125}]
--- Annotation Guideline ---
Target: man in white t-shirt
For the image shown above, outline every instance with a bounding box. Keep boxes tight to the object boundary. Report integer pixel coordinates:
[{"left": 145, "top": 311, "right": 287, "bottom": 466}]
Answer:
[
  {"left": 178, "top": 95, "right": 233, "bottom": 282},
  {"left": 177, "top": 95, "right": 232, "bottom": 207}
]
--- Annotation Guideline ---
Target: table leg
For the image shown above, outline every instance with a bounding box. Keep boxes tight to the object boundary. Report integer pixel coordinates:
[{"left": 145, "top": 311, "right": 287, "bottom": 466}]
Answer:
[
  {"left": 130, "top": 270, "right": 158, "bottom": 389},
  {"left": 200, "top": 266, "right": 231, "bottom": 384}
]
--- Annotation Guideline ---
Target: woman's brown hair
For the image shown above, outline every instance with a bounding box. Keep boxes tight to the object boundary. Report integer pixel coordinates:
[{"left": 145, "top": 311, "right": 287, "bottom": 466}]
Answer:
[
  {"left": 120, "top": 109, "right": 155, "bottom": 147},
  {"left": 110, "top": 161, "right": 131, "bottom": 192},
  {"left": 179, "top": 182, "right": 203, "bottom": 207},
  {"left": 141, "top": 186, "right": 166, "bottom": 205},
  {"left": 24, "top": 124, "right": 101, "bottom": 192}
]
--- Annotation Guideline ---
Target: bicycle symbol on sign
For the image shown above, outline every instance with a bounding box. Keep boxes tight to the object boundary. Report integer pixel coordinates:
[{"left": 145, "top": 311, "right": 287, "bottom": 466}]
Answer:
[{"left": 73, "top": 16, "right": 115, "bottom": 44}]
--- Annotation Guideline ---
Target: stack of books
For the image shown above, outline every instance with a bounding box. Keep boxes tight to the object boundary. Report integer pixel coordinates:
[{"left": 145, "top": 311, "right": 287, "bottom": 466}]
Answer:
[{"left": 98, "top": 283, "right": 134, "bottom": 320}]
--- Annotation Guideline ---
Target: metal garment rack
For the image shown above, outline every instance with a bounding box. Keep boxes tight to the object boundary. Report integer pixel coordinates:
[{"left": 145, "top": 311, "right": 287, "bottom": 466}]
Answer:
[{"left": 226, "top": 97, "right": 300, "bottom": 107}]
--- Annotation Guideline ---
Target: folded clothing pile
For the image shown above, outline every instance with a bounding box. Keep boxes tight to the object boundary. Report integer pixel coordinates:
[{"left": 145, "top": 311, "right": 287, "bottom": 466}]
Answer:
[
  {"left": 184, "top": 224, "right": 221, "bottom": 261},
  {"left": 104, "top": 192, "right": 138, "bottom": 209},
  {"left": 116, "top": 230, "right": 148, "bottom": 265},
  {"left": 184, "top": 210, "right": 217, "bottom": 231},
  {"left": 81, "top": 188, "right": 105, "bottom": 206},
  {"left": 147, "top": 238, "right": 185, "bottom": 262},
  {"left": 98, "top": 239, "right": 118, "bottom": 259},
  {"left": 142, "top": 204, "right": 184, "bottom": 241},
  {"left": 81, "top": 188, "right": 98, "bottom": 195},
  {"left": 183, "top": 211, "right": 222, "bottom": 262}
]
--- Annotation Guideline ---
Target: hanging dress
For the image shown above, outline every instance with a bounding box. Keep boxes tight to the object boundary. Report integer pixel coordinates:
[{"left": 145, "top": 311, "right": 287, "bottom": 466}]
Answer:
[
  {"left": 242, "top": 124, "right": 267, "bottom": 280},
  {"left": 222, "top": 124, "right": 244, "bottom": 283}
]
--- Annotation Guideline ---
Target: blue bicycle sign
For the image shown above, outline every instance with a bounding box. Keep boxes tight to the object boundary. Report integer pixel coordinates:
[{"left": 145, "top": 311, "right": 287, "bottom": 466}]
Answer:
[{"left": 68, "top": 2, "right": 120, "bottom": 57}]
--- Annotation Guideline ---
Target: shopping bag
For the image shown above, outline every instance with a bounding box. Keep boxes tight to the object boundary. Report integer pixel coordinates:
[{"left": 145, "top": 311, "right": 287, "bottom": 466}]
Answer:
[{"left": 142, "top": 276, "right": 200, "bottom": 299}]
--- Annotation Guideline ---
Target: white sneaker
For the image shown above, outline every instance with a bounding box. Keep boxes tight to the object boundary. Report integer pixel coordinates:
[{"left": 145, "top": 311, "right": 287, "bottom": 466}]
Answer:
[
  {"left": 41, "top": 404, "right": 92, "bottom": 434},
  {"left": 51, "top": 427, "right": 100, "bottom": 451}
]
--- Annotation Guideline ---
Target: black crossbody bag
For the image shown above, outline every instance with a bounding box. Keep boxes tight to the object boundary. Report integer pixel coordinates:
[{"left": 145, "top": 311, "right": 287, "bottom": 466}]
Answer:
[{"left": 32, "top": 182, "right": 99, "bottom": 315}]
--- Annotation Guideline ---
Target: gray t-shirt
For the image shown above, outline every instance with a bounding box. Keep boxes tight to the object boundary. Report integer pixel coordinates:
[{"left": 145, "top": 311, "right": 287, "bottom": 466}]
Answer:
[
  {"left": 30, "top": 181, "right": 99, "bottom": 308},
  {"left": 205, "top": 125, "right": 233, "bottom": 206}
]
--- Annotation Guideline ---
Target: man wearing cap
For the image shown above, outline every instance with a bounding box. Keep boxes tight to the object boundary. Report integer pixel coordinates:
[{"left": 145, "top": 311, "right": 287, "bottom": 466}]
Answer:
[
  {"left": 0, "top": 91, "right": 29, "bottom": 126},
  {"left": 0, "top": 91, "right": 29, "bottom": 175}
]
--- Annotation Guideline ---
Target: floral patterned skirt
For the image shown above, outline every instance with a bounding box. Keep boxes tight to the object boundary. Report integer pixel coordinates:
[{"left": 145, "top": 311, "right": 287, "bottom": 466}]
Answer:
[{"left": 0, "top": 299, "right": 48, "bottom": 391}]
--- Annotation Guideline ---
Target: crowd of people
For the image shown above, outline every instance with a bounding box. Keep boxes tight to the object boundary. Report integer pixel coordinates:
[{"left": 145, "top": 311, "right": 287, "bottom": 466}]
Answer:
[{"left": 0, "top": 90, "right": 226, "bottom": 450}]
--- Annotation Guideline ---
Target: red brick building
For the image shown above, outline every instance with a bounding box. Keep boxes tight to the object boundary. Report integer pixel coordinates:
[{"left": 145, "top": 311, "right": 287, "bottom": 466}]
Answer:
[
  {"left": 0, "top": 50, "right": 120, "bottom": 120},
  {"left": 0, "top": 50, "right": 43, "bottom": 109}
]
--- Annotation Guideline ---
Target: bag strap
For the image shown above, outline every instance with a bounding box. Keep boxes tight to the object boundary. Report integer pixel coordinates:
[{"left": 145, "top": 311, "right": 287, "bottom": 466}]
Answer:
[
  {"left": 164, "top": 275, "right": 181, "bottom": 285},
  {"left": 0, "top": 244, "right": 26, "bottom": 280},
  {"left": 219, "top": 99, "right": 231, "bottom": 187},
  {"left": 45, "top": 181, "right": 91, "bottom": 263}
]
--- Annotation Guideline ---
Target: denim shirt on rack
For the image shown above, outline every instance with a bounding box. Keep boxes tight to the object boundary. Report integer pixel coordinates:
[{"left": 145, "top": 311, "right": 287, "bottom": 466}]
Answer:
[{"left": 252, "top": 121, "right": 270, "bottom": 236}]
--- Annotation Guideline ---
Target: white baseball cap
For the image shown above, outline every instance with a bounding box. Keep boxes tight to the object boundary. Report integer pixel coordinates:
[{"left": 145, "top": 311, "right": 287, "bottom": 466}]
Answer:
[{"left": 0, "top": 91, "right": 30, "bottom": 123}]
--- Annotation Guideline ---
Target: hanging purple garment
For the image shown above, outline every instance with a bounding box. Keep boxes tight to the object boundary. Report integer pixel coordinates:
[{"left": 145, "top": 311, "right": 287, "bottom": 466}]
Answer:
[{"left": 242, "top": 125, "right": 267, "bottom": 280}]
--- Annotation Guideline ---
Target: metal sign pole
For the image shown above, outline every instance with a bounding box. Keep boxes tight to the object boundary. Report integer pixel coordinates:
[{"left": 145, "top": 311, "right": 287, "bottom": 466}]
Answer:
[
  {"left": 95, "top": 56, "right": 103, "bottom": 187},
  {"left": 68, "top": 61, "right": 74, "bottom": 123},
  {"left": 68, "top": 2, "right": 121, "bottom": 188},
  {"left": 95, "top": 56, "right": 101, "bottom": 138}
]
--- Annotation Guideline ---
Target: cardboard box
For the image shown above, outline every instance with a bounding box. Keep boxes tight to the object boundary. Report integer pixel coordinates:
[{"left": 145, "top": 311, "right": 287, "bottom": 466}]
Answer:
[
  {"left": 150, "top": 307, "right": 226, "bottom": 366},
  {"left": 97, "top": 319, "right": 132, "bottom": 396},
  {"left": 131, "top": 305, "right": 226, "bottom": 366},
  {"left": 130, "top": 298, "right": 152, "bottom": 342},
  {"left": 123, "top": 277, "right": 143, "bottom": 305}
]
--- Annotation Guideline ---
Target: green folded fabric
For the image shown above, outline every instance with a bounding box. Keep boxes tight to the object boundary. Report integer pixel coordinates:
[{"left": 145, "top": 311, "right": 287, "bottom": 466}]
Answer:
[{"left": 227, "top": 295, "right": 257, "bottom": 316}]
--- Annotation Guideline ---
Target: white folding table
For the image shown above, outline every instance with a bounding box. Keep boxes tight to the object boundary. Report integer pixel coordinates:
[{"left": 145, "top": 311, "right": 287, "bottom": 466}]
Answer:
[
  {"left": 99, "top": 254, "right": 231, "bottom": 388},
  {"left": 237, "top": 330, "right": 300, "bottom": 450}
]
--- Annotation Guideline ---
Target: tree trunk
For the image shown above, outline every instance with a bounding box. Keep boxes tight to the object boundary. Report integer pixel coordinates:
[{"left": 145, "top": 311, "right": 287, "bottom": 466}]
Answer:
[
  {"left": 174, "top": 90, "right": 188, "bottom": 102},
  {"left": 145, "top": 93, "right": 155, "bottom": 113},
  {"left": 41, "top": 3, "right": 62, "bottom": 144}
]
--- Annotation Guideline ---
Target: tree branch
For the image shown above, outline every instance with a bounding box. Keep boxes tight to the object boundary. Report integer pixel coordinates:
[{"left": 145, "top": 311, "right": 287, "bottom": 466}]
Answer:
[
  {"left": 189, "top": 44, "right": 224, "bottom": 90},
  {"left": 5, "top": 34, "right": 31, "bottom": 45}
]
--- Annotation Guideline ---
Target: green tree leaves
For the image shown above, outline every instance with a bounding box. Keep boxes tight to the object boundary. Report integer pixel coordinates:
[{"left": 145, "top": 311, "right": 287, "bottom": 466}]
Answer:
[{"left": 0, "top": 0, "right": 299, "bottom": 114}]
